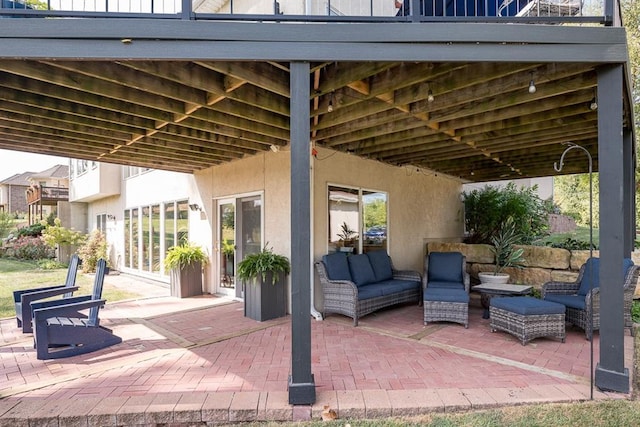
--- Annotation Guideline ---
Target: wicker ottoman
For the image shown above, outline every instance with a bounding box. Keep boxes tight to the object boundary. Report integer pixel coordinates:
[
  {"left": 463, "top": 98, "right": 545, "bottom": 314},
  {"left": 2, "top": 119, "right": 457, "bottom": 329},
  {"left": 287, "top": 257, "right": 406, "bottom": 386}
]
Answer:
[
  {"left": 490, "top": 296, "right": 565, "bottom": 345},
  {"left": 424, "top": 288, "right": 469, "bottom": 328}
]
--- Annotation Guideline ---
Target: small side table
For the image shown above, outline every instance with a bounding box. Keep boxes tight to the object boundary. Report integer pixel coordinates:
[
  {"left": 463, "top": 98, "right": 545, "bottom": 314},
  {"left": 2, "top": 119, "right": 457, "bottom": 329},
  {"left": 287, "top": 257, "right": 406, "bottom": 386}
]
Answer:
[{"left": 472, "top": 283, "right": 533, "bottom": 319}]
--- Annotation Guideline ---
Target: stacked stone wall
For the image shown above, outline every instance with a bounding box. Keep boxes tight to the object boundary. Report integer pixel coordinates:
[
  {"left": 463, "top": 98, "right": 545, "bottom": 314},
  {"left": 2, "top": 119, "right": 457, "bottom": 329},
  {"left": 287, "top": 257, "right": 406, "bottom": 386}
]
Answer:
[{"left": 426, "top": 242, "right": 640, "bottom": 295}]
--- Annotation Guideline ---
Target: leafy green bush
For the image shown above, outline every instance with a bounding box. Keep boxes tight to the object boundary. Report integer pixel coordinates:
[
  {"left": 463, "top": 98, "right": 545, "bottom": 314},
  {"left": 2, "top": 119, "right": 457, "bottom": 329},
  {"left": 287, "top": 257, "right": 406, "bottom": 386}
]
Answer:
[
  {"left": 41, "top": 218, "right": 86, "bottom": 249},
  {"left": 16, "top": 223, "right": 46, "bottom": 238},
  {"left": 462, "top": 182, "right": 550, "bottom": 244},
  {"left": 632, "top": 300, "right": 640, "bottom": 324},
  {"left": 0, "top": 211, "right": 13, "bottom": 239},
  {"left": 78, "top": 229, "right": 108, "bottom": 273},
  {"left": 36, "top": 259, "right": 67, "bottom": 270},
  {"left": 547, "top": 237, "right": 596, "bottom": 251}
]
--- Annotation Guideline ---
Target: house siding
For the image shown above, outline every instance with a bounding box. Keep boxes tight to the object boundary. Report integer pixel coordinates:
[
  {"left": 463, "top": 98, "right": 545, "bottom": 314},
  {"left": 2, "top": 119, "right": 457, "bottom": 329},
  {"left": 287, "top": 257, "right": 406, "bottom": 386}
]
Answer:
[{"left": 8, "top": 185, "right": 28, "bottom": 214}]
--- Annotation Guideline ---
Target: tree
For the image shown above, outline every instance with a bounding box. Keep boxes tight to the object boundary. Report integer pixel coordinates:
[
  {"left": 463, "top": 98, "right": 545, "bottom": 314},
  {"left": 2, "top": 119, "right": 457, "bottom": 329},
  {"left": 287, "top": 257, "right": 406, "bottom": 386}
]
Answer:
[
  {"left": 555, "top": 3, "right": 639, "bottom": 227},
  {"left": 462, "top": 182, "right": 549, "bottom": 244},
  {"left": 554, "top": 173, "right": 600, "bottom": 227}
]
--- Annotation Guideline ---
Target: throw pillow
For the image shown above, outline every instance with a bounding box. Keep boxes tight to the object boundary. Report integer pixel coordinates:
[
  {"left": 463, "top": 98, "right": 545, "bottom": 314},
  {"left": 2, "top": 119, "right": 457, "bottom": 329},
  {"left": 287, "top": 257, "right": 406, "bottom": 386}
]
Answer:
[
  {"left": 348, "top": 254, "right": 377, "bottom": 286},
  {"left": 366, "top": 249, "right": 393, "bottom": 281}
]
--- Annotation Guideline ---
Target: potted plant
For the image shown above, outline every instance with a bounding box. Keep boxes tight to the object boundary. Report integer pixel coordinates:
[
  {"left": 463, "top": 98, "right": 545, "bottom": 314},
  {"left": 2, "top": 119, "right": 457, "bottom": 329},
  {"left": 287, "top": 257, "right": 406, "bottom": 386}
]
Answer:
[
  {"left": 237, "top": 244, "right": 290, "bottom": 321},
  {"left": 478, "top": 218, "right": 525, "bottom": 284},
  {"left": 337, "top": 221, "right": 358, "bottom": 252},
  {"left": 164, "top": 242, "right": 209, "bottom": 298}
]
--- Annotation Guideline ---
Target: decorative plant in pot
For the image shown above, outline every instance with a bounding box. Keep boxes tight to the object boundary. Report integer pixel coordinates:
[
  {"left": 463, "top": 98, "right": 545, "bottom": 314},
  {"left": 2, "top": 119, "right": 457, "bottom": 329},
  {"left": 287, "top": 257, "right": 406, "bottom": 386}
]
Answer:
[
  {"left": 164, "top": 242, "right": 209, "bottom": 298},
  {"left": 237, "top": 244, "right": 290, "bottom": 321},
  {"left": 478, "top": 218, "right": 525, "bottom": 285},
  {"left": 337, "top": 222, "right": 358, "bottom": 253}
]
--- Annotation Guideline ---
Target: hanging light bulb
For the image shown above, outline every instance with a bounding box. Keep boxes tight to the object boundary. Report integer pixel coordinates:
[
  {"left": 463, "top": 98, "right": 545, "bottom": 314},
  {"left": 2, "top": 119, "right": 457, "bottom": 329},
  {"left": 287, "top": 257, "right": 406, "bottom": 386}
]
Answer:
[
  {"left": 327, "top": 92, "right": 334, "bottom": 113},
  {"left": 528, "top": 72, "right": 536, "bottom": 94},
  {"left": 589, "top": 98, "right": 598, "bottom": 111},
  {"left": 427, "top": 89, "right": 434, "bottom": 103}
]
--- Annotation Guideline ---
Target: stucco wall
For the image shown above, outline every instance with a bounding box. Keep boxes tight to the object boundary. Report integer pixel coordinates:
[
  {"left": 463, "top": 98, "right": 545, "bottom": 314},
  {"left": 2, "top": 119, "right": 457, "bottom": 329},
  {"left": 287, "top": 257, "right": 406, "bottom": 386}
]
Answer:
[{"left": 313, "top": 147, "right": 463, "bottom": 310}]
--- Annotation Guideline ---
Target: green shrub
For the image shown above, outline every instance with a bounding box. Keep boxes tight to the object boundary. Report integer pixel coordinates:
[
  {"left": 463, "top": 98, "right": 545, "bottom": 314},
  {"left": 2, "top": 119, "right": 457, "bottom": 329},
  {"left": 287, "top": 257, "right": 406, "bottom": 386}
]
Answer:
[
  {"left": 462, "top": 182, "right": 550, "bottom": 244},
  {"left": 36, "top": 259, "right": 67, "bottom": 270},
  {"left": 41, "top": 218, "right": 86, "bottom": 249},
  {"left": 16, "top": 223, "right": 46, "bottom": 238},
  {"left": 547, "top": 237, "right": 596, "bottom": 251},
  {"left": 632, "top": 300, "right": 640, "bottom": 324},
  {"left": 0, "top": 211, "right": 12, "bottom": 239},
  {"left": 78, "top": 229, "right": 108, "bottom": 273}
]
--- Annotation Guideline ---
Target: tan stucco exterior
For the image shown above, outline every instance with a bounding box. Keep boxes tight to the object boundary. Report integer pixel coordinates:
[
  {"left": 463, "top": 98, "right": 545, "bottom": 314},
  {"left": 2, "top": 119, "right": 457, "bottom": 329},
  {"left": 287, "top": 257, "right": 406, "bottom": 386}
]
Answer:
[{"left": 72, "top": 147, "right": 464, "bottom": 313}]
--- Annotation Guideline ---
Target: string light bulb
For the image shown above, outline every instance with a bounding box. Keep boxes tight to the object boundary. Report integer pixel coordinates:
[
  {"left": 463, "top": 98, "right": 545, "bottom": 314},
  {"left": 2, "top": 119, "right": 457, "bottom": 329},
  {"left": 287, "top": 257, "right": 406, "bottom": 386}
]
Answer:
[
  {"left": 589, "top": 98, "right": 598, "bottom": 111},
  {"left": 427, "top": 89, "right": 434, "bottom": 103},
  {"left": 327, "top": 92, "right": 334, "bottom": 113},
  {"left": 528, "top": 72, "right": 536, "bottom": 94}
]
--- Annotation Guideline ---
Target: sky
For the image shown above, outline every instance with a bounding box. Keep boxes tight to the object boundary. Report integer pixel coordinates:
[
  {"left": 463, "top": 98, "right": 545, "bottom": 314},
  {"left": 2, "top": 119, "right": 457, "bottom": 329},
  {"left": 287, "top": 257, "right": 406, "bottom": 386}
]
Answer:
[{"left": 0, "top": 149, "right": 69, "bottom": 181}]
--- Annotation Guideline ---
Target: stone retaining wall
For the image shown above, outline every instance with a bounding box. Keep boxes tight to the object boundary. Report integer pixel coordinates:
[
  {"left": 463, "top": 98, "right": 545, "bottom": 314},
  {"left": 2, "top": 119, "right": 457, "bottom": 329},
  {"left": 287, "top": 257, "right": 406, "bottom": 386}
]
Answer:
[{"left": 426, "top": 242, "right": 640, "bottom": 295}]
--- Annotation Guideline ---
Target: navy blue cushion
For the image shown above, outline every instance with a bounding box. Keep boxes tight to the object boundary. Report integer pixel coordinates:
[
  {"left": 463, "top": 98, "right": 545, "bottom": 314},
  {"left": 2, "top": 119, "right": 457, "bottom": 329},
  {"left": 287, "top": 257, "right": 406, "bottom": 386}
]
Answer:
[
  {"left": 577, "top": 258, "right": 634, "bottom": 296},
  {"left": 357, "top": 284, "right": 384, "bottom": 300},
  {"left": 428, "top": 252, "right": 463, "bottom": 283},
  {"left": 492, "top": 296, "right": 565, "bottom": 315},
  {"left": 577, "top": 257, "right": 599, "bottom": 296},
  {"left": 348, "top": 254, "right": 376, "bottom": 287},
  {"left": 366, "top": 249, "right": 393, "bottom": 281},
  {"left": 375, "top": 279, "right": 421, "bottom": 295},
  {"left": 544, "top": 294, "right": 586, "bottom": 310},
  {"left": 424, "top": 288, "right": 469, "bottom": 303},
  {"left": 427, "top": 280, "right": 465, "bottom": 291},
  {"left": 322, "top": 252, "right": 351, "bottom": 281}
]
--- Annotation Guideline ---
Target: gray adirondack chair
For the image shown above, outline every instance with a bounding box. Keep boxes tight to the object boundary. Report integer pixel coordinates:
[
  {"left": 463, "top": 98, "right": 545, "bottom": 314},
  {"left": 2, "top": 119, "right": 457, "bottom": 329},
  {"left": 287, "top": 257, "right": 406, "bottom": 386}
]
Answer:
[
  {"left": 14, "top": 254, "right": 81, "bottom": 333},
  {"left": 33, "top": 259, "right": 122, "bottom": 360}
]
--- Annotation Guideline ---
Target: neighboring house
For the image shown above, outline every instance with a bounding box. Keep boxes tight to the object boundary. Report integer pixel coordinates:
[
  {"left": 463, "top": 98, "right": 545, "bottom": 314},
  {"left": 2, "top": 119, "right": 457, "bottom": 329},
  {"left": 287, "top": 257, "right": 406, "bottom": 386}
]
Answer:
[
  {"left": 1, "top": 0, "right": 636, "bottom": 401},
  {"left": 0, "top": 165, "right": 70, "bottom": 220},
  {"left": 24, "top": 164, "right": 70, "bottom": 224},
  {"left": 0, "top": 172, "right": 34, "bottom": 215}
]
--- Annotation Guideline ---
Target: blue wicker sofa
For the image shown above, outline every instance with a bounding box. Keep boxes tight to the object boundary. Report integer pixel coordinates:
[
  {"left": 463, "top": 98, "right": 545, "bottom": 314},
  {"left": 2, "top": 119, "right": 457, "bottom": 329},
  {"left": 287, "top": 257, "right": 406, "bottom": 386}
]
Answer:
[{"left": 315, "top": 250, "right": 422, "bottom": 326}]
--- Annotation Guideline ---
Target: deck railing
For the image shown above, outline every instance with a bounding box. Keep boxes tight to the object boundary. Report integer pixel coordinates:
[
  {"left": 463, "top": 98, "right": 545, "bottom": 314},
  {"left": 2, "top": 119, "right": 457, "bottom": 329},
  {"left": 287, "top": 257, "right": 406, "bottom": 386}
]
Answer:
[
  {"left": 0, "top": 0, "right": 618, "bottom": 26},
  {"left": 25, "top": 185, "right": 69, "bottom": 204}
]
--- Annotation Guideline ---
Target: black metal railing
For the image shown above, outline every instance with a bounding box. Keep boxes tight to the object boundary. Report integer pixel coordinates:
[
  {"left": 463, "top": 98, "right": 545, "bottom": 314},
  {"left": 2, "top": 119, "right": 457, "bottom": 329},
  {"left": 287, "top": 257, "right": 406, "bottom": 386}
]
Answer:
[{"left": 0, "top": 0, "right": 618, "bottom": 26}]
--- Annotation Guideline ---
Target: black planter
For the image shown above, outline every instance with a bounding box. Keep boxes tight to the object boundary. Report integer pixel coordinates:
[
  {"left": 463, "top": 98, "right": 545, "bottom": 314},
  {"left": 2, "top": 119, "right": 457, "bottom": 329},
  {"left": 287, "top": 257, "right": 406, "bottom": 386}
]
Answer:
[
  {"left": 169, "top": 261, "right": 203, "bottom": 298},
  {"left": 244, "top": 271, "right": 287, "bottom": 321}
]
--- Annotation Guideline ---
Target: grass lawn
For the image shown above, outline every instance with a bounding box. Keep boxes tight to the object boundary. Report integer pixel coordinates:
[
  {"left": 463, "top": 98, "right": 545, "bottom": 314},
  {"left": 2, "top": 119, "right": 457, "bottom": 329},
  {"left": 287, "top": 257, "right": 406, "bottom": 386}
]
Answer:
[
  {"left": 0, "top": 258, "right": 141, "bottom": 319},
  {"left": 534, "top": 226, "right": 600, "bottom": 248},
  {"left": 238, "top": 400, "right": 640, "bottom": 426}
]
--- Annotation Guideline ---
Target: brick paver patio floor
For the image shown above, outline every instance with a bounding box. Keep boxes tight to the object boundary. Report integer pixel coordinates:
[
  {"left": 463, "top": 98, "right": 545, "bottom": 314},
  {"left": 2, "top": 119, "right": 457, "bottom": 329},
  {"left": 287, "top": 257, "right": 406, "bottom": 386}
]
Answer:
[{"left": 0, "top": 274, "right": 634, "bottom": 425}]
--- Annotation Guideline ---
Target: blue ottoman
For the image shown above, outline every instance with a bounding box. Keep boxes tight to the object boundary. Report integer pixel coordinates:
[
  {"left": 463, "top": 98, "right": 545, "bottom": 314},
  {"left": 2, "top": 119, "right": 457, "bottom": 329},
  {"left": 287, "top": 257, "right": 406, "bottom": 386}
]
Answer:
[
  {"left": 424, "top": 288, "right": 469, "bottom": 328},
  {"left": 490, "top": 296, "right": 565, "bottom": 345}
]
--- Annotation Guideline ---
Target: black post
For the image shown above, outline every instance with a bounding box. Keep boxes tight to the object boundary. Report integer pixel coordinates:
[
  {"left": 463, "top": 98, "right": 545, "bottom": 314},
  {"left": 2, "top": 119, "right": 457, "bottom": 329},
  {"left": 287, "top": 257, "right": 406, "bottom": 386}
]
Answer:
[
  {"left": 595, "top": 64, "right": 629, "bottom": 393},
  {"left": 288, "top": 61, "right": 316, "bottom": 405}
]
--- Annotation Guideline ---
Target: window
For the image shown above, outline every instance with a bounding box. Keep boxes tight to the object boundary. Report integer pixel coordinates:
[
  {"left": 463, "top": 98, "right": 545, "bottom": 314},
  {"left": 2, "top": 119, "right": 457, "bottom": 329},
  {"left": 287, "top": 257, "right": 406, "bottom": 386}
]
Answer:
[
  {"left": 96, "top": 214, "right": 107, "bottom": 233},
  {"left": 124, "top": 166, "right": 152, "bottom": 179},
  {"left": 328, "top": 185, "right": 388, "bottom": 254},
  {"left": 124, "top": 199, "right": 189, "bottom": 275}
]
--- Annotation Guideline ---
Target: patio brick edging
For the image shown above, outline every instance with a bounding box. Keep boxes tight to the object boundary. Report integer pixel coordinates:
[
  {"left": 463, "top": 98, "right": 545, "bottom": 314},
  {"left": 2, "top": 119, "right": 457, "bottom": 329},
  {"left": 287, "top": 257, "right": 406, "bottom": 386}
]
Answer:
[{"left": 0, "top": 386, "right": 600, "bottom": 426}]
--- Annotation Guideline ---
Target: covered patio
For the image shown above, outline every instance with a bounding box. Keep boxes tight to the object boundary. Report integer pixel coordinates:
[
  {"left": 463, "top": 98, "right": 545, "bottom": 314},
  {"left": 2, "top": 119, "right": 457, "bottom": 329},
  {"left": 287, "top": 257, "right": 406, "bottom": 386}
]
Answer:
[
  {"left": 0, "top": 274, "right": 634, "bottom": 424},
  {"left": 0, "top": 0, "right": 636, "bottom": 403}
]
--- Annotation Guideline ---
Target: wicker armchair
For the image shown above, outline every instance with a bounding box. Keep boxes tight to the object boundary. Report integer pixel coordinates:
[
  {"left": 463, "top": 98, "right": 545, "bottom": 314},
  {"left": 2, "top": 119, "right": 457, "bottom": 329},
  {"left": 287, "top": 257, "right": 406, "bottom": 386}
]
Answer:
[
  {"left": 422, "top": 252, "right": 471, "bottom": 328},
  {"left": 315, "top": 251, "right": 421, "bottom": 326},
  {"left": 542, "top": 257, "right": 639, "bottom": 339}
]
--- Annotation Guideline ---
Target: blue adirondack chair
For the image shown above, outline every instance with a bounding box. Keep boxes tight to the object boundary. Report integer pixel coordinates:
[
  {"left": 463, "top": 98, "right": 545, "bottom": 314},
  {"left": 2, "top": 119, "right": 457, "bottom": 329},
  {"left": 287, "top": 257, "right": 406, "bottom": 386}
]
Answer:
[
  {"left": 33, "top": 259, "right": 122, "bottom": 360},
  {"left": 13, "top": 254, "right": 81, "bottom": 333}
]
